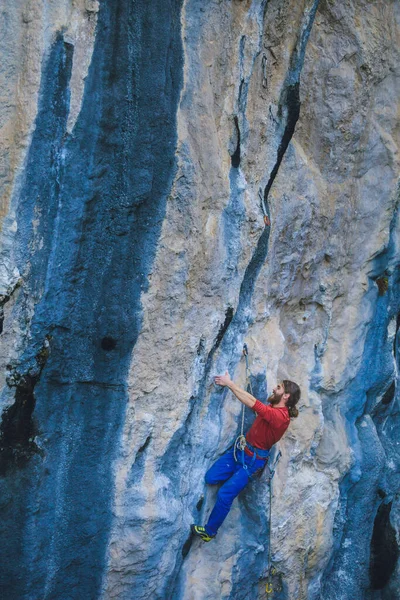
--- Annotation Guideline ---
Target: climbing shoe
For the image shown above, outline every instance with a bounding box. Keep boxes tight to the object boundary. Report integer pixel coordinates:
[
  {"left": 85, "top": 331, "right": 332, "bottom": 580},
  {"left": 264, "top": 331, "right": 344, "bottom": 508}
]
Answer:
[{"left": 190, "top": 524, "right": 215, "bottom": 542}]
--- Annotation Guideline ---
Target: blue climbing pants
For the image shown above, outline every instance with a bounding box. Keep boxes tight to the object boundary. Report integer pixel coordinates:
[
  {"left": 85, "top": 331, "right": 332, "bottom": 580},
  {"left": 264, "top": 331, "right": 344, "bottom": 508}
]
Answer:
[{"left": 204, "top": 446, "right": 266, "bottom": 537}]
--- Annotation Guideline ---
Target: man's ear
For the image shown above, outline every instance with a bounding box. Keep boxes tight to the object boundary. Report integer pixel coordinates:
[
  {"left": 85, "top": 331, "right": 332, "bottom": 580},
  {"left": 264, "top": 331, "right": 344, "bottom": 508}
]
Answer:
[{"left": 283, "top": 393, "right": 290, "bottom": 403}]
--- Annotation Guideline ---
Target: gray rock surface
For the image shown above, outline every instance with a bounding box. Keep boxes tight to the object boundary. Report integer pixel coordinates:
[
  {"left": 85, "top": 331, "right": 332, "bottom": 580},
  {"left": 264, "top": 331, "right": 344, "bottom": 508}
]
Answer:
[{"left": 0, "top": 1, "right": 399, "bottom": 599}]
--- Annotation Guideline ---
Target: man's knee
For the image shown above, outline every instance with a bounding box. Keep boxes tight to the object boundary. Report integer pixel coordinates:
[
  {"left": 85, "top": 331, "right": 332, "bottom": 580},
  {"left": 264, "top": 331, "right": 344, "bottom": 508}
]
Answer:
[
  {"left": 217, "top": 473, "right": 249, "bottom": 504},
  {"left": 205, "top": 469, "right": 219, "bottom": 485},
  {"left": 216, "top": 486, "right": 236, "bottom": 510}
]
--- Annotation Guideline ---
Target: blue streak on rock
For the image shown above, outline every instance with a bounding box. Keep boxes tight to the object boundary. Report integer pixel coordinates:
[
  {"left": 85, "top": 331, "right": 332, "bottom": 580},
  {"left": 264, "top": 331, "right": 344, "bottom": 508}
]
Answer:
[
  {"left": 0, "top": 1, "right": 183, "bottom": 598},
  {"left": 319, "top": 205, "right": 400, "bottom": 599},
  {"left": 321, "top": 414, "right": 386, "bottom": 600},
  {"left": 223, "top": 168, "right": 247, "bottom": 275},
  {"left": 0, "top": 34, "right": 73, "bottom": 600}
]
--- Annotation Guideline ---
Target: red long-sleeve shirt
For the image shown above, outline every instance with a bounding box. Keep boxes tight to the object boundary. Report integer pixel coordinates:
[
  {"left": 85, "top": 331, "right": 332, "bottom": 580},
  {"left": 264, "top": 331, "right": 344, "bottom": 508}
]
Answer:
[{"left": 246, "top": 400, "right": 290, "bottom": 450}]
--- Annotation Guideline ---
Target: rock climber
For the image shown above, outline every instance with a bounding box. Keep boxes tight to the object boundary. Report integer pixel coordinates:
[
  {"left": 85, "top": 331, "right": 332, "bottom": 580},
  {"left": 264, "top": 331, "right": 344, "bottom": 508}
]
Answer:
[{"left": 191, "top": 372, "right": 300, "bottom": 541}]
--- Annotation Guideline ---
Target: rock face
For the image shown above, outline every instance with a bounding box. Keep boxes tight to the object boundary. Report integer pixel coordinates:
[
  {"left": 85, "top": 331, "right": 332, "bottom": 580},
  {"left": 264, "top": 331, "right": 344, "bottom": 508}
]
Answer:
[{"left": 0, "top": 1, "right": 399, "bottom": 599}]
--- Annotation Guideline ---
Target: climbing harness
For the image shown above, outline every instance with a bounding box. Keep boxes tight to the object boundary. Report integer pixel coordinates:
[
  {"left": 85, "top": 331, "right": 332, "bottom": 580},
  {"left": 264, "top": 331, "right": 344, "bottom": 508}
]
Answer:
[
  {"left": 259, "top": 189, "right": 271, "bottom": 227},
  {"left": 265, "top": 450, "right": 282, "bottom": 596},
  {"left": 233, "top": 344, "right": 252, "bottom": 466},
  {"left": 233, "top": 345, "right": 270, "bottom": 470}
]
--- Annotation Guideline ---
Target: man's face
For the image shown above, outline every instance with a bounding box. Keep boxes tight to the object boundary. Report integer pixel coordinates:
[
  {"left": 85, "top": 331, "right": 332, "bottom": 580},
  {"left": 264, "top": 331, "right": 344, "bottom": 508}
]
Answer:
[{"left": 269, "top": 382, "right": 285, "bottom": 405}]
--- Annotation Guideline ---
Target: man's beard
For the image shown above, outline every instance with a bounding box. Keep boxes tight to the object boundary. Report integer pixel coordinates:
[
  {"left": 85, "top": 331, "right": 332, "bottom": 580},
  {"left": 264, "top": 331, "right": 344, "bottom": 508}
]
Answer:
[{"left": 268, "top": 393, "right": 281, "bottom": 406}]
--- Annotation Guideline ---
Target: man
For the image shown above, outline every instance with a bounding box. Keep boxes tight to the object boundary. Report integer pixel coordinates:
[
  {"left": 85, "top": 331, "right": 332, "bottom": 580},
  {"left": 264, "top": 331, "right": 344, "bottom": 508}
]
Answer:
[{"left": 191, "top": 371, "right": 300, "bottom": 541}]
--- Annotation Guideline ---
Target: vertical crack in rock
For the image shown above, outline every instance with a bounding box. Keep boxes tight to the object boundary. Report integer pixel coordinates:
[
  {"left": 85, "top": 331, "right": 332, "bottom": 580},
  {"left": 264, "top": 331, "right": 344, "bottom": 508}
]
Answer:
[
  {"left": 224, "top": 36, "right": 247, "bottom": 273},
  {"left": 137, "top": 434, "right": 152, "bottom": 455},
  {"left": 263, "top": 82, "right": 300, "bottom": 201},
  {"left": 184, "top": 306, "right": 234, "bottom": 431},
  {"left": 263, "top": 0, "right": 320, "bottom": 204},
  {"left": 0, "top": 2, "right": 183, "bottom": 599},
  {"left": 229, "top": 35, "right": 248, "bottom": 170},
  {"left": 231, "top": 115, "right": 241, "bottom": 168},
  {"left": 162, "top": 306, "right": 234, "bottom": 468},
  {"left": 224, "top": 0, "right": 321, "bottom": 343},
  {"left": 382, "top": 380, "right": 396, "bottom": 405},
  {"left": 213, "top": 306, "right": 235, "bottom": 350},
  {"left": 369, "top": 501, "right": 399, "bottom": 590}
]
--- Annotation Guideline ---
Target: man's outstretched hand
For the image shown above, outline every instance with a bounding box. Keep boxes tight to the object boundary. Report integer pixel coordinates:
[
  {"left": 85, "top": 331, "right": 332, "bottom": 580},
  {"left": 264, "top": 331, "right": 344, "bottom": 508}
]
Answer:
[
  {"left": 214, "top": 371, "right": 232, "bottom": 387},
  {"left": 214, "top": 372, "right": 256, "bottom": 408}
]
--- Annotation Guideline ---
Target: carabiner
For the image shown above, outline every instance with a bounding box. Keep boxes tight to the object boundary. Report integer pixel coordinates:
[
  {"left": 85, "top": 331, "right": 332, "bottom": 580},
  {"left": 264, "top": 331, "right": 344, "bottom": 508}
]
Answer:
[{"left": 266, "top": 582, "right": 273, "bottom": 594}]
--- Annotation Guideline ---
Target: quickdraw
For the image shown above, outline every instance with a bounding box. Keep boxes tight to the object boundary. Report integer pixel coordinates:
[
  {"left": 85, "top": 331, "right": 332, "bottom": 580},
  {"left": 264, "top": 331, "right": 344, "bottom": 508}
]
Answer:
[{"left": 259, "top": 189, "right": 271, "bottom": 227}]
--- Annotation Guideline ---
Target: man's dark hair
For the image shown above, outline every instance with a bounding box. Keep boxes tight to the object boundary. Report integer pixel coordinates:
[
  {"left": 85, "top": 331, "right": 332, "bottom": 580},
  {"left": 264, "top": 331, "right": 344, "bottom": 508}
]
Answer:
[{"left": 283, "top": 380, "right": 301, "bottom": 418}]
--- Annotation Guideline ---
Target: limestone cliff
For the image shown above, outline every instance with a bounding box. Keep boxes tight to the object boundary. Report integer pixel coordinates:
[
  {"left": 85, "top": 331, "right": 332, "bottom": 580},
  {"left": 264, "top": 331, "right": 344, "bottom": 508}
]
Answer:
[{"left": 0, "top": 1, "right": 399, "bottom": 599}]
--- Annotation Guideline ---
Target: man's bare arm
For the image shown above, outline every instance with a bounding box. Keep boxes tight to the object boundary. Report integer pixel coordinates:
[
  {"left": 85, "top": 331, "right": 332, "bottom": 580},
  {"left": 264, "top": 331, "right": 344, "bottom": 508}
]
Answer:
[{"left": 214, "top": 371, "right": 256, "bottom": 408}]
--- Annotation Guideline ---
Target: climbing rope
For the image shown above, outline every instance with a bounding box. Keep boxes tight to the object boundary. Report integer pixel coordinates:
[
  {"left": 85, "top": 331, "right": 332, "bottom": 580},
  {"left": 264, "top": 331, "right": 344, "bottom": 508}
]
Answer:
[
  {"left": 233, "top": 344, "right": 253, "bottom": 463},
  {"left": 232, "top": 344, "right": 281, "bottom": 595},
  {"left": 265, "top": 449, "right": 282, "bottom": 596}
]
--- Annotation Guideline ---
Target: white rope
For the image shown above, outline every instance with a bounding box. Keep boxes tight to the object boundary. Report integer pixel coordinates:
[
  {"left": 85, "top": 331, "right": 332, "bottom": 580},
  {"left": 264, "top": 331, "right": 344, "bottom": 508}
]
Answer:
[
  {"left": 231, "top": 344, "right": 282, "bottom": 595},
  {"left": 233, "top": 344, "right": 252, "bottom": 460}
]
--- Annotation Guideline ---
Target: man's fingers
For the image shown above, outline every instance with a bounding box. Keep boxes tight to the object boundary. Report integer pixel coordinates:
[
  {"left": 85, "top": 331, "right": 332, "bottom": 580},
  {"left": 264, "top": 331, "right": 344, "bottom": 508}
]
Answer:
[{"left": 214, "top": 373, "right": 230, "bottom": 387}]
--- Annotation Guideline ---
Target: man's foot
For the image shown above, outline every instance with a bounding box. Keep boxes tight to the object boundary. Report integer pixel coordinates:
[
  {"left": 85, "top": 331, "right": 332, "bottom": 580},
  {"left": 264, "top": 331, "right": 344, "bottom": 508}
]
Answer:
[{"left": 190, "top": 524, "right": 215, "bottom": 542}]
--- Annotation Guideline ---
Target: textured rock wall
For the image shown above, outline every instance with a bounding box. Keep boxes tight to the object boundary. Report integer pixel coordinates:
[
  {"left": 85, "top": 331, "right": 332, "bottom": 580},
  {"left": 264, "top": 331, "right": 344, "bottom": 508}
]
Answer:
[{"left": 0, "top": 1, "right": 399, "bottom": 599}]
